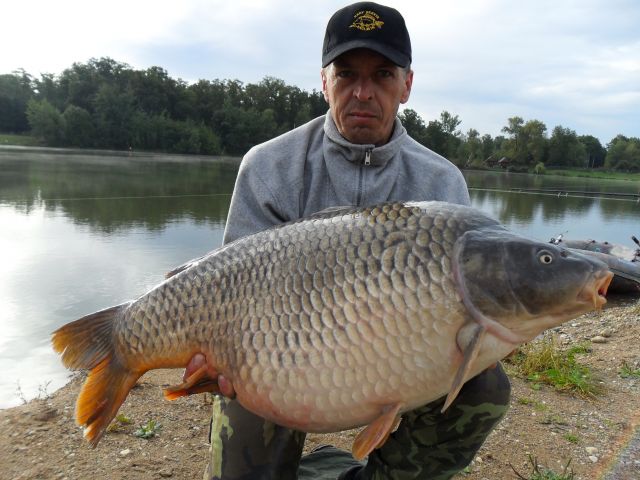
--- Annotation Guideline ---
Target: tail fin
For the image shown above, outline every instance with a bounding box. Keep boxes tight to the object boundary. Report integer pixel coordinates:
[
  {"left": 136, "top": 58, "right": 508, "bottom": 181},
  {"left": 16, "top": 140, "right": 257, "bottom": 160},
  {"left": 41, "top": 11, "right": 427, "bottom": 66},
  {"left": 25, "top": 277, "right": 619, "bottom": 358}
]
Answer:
[{"left": 52, "top": 304, "right": 141, "bottom": 447}]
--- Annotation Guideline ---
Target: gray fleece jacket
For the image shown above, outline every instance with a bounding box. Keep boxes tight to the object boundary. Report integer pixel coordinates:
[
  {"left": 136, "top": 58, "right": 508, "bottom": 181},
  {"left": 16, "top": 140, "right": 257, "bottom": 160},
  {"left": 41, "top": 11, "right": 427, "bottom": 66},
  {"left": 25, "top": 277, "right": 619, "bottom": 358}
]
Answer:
[{"left": 223, "top": 112, "right": 470, "bottom": 244}]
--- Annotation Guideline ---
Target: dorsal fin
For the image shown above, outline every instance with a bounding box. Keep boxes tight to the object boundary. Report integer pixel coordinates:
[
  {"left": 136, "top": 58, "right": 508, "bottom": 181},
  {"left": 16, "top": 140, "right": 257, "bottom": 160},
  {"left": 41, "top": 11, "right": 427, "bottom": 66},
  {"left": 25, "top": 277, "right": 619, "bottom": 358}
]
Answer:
[
  {"left": 307, "top": 205, "right": 356, "bottom": 220},
  {"left": 165, "top": 254, "right": 206, "bottom": 279}
]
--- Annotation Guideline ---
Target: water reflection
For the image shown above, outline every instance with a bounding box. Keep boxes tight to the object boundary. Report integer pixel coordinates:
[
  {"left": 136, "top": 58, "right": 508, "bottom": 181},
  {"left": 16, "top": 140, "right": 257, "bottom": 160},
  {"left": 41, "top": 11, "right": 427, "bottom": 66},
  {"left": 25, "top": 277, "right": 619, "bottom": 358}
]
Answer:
[
  {"left": 0, "top": 148, "right": 238, "bottom": 408},
  {"left": 0, "top": 148, "right": 239, "bottom": 231},
  {"left": 465, "top": 171, "right": 640, "bottom": 246}
]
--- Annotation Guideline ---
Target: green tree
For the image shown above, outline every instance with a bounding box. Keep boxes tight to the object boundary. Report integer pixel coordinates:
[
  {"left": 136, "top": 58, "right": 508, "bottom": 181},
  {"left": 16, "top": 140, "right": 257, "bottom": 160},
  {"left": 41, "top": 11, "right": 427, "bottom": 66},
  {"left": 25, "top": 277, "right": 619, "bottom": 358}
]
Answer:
[
  {"left": 0, "top": 70, "right": 34, "bottom": 132},
  {"left": 57, "top": 58, "right": 131, "bottom": 113},
  {"left": 493, "top": 135, "right": 507, "bottom": 154},
  {"left": 605, "top": 135, "right": 640, "bottom": 171},
  {"left": 398, "top": 108, "right": 427, "bottom": 144},
  {"left": 293, "top": 103, "right": 312, "bottom": 128},
  {"left": 502, "top": 116, "right": 524, "bottom": 139},
  {"left": 481, "top": 134, "right": 495, "bottom": 163},
  {"left": 548, "top": 126, "right": 586, "bottom": 167},
  {"left": 244, "top": 77, "right": 289, "bottom": 127},
  {"left": 579, "top": 135, "right": 606, "bottom": 168},
  {"left": 499, "top": 118, "right": 548, "bottom": 167},
  {"left": 435, "top": 111, "right": 462, "bottom": 162},
  {"left": 63, "top": 105, "right": 94, "bottom": 147},
  {"left": 520, "top": 119, "right": 548, "bottom": 166},
  {"left": 423, "top": 120, "right": 448, "bottom": 157},
  {"left": 130, "top": 66, "right": 180, "bottom": 117},
  {"left": 213, "top": 100, "right": 278, "bottom": 154},
  {"left": 307, "top": 89, "right": 328, "bottom": 118},
  {"left": 93, "top": 84, "right": 136, "bottom": 148},
  {"left": 439, "top": 111, "right": 461, "bottom": 136},
  {"left": 26, "top": 98, "right": 65, "bottom": 145},
  {"left": 34, "top": 73, "right": 62, "bottom": 107},
  {"left": 196, "top": 124, "right": 222, "bottom": 155},
  {"left": 459, "top": 128, "right": 482, "bottom": 165},
  {"left": 173, "top": 121, "right": 222, "bottom": 155},
  {"left": 188, "top": 79, "right": 227, "bottom": 126},
  {"left": 501, "top": 116, "right": 525, "bottom": 164}
]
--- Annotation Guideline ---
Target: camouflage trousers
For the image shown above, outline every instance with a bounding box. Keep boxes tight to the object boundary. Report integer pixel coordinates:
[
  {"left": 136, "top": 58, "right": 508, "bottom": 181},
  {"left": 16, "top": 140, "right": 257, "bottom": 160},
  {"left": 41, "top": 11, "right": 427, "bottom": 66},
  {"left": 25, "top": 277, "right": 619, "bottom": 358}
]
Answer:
[{"left": 203, "top": 363, "right": 511, "bottom": 480}]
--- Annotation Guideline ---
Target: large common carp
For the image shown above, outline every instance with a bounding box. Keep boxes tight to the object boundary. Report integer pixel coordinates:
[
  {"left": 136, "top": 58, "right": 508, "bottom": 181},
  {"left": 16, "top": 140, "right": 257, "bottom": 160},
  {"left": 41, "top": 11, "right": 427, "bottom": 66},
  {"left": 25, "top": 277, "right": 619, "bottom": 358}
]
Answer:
[{"left": 52, "top": 201, "right": 612, "bottom": 459}]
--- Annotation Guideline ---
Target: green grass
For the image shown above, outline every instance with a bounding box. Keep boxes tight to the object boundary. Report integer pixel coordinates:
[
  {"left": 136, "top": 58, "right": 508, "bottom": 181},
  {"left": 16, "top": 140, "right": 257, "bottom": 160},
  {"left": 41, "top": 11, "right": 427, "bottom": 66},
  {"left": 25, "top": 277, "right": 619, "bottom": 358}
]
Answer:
[
  {"left": 464, "top": 165, "right": 640, "bottom": 181},
  {"left": 563, "top": 433, "right": 579, "bottom": 444},
  {"left": 0, "top": 133, "right": 40, "bottom": 146},
  {"left": 540, "top": 415, "right": 569, "bottom": 426},
  {"left": 133, "top": 419, "right": 162, "bottom": 439},
  {"left": 544, "top": 168, "right": 640, "bottom": 181},
  {"left": 619, "top": 361, "right": 640, "bottom": 379},
  {"left": 106, "top": 413, "right": 133, "bottom": 432},
  {"left": 506, "top": 335, "right": 601, "bottom": 397},
  {"left": 517, "top": 397, "right": 548, "bottom": 411}
]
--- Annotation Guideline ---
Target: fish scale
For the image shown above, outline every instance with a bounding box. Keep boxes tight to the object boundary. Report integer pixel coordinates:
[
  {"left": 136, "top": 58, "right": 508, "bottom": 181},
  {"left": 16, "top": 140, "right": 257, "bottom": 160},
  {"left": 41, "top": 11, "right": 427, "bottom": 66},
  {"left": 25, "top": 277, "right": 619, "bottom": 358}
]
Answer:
[
  {"left": 199, "top": 204, "right": 471, "bottom": 430},
  {"left": 52, "top": 201, "right": 612, "bottom": 458}
]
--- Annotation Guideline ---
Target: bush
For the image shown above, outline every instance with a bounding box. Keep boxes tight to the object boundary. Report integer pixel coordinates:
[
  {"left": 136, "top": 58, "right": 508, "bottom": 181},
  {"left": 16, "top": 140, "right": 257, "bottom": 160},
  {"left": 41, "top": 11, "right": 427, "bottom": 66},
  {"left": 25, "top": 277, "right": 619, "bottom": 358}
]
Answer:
[
  {"left": 26, "top": 99, "right": 65, "bottom": 145},
  {"left": 533, "top": 162, "right": 546, "bottom": 174}
]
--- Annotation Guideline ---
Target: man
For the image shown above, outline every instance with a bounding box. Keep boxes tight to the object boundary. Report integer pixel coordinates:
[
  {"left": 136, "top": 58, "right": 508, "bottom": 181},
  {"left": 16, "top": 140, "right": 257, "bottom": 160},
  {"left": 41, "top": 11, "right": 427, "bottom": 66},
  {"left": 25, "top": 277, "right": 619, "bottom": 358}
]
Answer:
[{"left": 186, "top": 2, "right": 510, "bottom": 479}]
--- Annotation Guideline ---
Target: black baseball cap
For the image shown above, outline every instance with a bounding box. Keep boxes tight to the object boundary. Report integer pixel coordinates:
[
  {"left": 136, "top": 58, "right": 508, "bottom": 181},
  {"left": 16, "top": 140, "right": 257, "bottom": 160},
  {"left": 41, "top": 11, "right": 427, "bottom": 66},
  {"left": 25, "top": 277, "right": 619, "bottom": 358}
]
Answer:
[{"left": 322, "top": 2, "right": 412, "bottom": 68}]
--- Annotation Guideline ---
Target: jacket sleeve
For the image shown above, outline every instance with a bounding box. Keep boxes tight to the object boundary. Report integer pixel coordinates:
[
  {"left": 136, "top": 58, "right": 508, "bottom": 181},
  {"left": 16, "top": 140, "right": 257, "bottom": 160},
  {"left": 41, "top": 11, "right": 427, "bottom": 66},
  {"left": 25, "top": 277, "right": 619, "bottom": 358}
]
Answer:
[{"left": 222, "top": 151, "right": 288, "bottom": 245}]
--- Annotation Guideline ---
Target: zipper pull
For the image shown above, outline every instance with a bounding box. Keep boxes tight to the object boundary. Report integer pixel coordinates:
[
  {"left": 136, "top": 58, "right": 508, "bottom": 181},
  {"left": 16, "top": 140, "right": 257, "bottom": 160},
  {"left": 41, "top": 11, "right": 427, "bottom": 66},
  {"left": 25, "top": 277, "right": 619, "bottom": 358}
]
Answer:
[{"left": 364, "top": 149, "right": 372, "bottom": 166}]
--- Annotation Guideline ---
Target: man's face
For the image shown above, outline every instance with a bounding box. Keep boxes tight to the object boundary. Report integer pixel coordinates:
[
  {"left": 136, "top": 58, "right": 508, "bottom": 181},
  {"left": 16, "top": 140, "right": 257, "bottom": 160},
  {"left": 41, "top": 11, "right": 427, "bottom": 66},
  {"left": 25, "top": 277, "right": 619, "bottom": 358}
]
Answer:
[{"left": 321, "top": 49, "right": 413, "bottom": 146}]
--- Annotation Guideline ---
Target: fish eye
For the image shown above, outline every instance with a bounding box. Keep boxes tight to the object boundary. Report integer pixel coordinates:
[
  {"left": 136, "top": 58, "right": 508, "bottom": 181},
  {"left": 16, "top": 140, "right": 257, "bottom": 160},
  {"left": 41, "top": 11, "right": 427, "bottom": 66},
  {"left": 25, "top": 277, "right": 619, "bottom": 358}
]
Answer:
[{"left": 538, "top": 250, "right": 554, "bottom": 265}]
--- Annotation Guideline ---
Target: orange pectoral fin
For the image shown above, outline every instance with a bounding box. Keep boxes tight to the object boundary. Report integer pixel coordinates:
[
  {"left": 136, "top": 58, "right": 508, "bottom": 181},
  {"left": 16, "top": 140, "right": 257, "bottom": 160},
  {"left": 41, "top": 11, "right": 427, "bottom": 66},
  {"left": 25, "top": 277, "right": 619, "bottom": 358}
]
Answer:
[
  {"left": 352, "top": 403, "right": 403, "bottom": 460},
  {"left": 163, "top": 365, "right": 223, "bottom": 400}
]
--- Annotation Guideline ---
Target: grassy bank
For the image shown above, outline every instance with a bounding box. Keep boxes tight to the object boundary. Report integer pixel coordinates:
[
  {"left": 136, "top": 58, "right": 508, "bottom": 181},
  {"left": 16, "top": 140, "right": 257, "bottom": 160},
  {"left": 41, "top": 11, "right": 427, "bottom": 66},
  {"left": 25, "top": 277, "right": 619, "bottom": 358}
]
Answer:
[
  {"left": 465, "top": 165, "right": 640, "bottom": 182},
  {"left": 0, "top": 133, "right": 40, "bottom": 147},
  {"left": 545, "top": 168, "right": 640, "bottom": 182}
]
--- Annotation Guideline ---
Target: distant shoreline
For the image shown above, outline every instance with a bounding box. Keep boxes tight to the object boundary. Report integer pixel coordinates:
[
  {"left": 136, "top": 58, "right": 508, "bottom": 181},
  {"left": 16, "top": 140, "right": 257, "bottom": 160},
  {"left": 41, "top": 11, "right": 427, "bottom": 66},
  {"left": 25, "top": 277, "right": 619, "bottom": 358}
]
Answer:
[
  {"left": 3, "top": 143, "right": 639, "bottom": 181},
  {"left": 0, "top": 144, "right": 242, "bottom": 163}
]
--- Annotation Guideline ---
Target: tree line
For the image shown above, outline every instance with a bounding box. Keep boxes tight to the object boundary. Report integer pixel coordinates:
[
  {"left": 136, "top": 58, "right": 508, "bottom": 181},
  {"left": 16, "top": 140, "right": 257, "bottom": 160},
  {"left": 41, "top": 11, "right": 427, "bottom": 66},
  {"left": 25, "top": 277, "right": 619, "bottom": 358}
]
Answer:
[
  {"left": 399, "top": 111, "right": 639, "bottom": 172},
  {"left": 1, "top": 57, "right": 638, "bottom": 170},
  {"left": 1, "top": 58, "right": 326, "bottom": 155}
]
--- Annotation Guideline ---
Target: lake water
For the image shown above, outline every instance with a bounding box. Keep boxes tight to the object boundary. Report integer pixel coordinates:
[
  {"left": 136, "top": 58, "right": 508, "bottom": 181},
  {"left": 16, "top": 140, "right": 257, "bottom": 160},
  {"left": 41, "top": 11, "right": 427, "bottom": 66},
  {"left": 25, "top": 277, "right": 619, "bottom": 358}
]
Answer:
[{"left": 1, "top": 147, "right": 639, "bottom": 408}]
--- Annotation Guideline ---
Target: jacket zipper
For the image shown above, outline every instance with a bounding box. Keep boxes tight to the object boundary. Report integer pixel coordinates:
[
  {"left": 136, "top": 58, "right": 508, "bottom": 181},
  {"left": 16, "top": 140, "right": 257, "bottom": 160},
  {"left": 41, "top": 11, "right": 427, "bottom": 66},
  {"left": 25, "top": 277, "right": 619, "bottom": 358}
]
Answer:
[
  {"left": 356, "top": 148, "right": 372, "bottom": 206},
  {"left": 364, "top": 149, "right": 371, "bottom": 166}
]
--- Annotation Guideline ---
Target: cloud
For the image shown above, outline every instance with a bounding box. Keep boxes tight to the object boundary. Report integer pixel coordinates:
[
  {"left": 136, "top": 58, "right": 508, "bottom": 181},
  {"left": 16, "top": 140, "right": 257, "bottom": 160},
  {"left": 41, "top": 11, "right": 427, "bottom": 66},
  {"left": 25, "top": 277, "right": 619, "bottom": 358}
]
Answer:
[
  {"left": 399, "top": 0, "right": 640, "bottom": 141},
  {"left": 1, "top": 0, "right": 638, "bottom": 143},
  {"left": 3, "top": 1, "right": 188, "bottom": 73}
]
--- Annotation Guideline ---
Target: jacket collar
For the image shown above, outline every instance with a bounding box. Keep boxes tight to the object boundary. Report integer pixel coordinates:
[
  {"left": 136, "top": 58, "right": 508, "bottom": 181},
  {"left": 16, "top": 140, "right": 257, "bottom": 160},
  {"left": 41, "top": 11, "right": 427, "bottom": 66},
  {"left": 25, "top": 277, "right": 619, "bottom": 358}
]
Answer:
[{"left": 323, "top": 111, "right": 407, "bottom": 167}]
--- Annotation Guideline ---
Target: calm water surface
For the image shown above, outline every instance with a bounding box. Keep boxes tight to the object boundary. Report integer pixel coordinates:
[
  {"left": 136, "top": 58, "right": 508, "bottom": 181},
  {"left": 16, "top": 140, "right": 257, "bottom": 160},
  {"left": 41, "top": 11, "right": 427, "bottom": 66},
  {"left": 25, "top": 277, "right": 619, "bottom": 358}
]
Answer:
[
  {"left": 1, "top": 147, "right": 639, "bottom": 408},
  {"left": 464, "top": 170, "right": 640, "bottom": 244}
]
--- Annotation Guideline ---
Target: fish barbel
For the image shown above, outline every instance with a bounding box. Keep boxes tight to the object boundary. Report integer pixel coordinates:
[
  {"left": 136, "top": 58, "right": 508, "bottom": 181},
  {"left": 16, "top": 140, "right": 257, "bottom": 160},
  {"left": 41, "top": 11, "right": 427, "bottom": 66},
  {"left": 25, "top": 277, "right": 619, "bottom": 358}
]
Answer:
[{"left": 52, "top": 201, "right": 612, "bottom": 458}]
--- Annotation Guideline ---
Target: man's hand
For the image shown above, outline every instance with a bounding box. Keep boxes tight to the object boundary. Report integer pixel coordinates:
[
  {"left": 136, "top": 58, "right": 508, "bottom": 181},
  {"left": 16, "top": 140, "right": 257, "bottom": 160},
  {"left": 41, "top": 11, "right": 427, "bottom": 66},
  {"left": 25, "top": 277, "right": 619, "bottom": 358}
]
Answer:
[{"left": 182, "top": 353, "right": 236, "bottom": 398}]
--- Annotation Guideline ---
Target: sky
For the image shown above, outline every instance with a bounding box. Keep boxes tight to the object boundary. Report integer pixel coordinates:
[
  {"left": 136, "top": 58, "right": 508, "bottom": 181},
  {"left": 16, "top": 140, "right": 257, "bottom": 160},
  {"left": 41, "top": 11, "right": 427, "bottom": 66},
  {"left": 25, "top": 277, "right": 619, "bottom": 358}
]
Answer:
[{"left": 2, "top": 0, "right": 639, "bottom": 144}]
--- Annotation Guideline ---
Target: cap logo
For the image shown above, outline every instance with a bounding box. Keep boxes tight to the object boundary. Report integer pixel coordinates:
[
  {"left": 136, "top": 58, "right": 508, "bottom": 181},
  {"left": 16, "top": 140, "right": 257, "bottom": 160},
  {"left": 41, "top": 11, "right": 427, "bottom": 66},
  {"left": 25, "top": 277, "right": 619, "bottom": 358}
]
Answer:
[{"left": 350, "top": 10, "right": 384, "bottom": 31}]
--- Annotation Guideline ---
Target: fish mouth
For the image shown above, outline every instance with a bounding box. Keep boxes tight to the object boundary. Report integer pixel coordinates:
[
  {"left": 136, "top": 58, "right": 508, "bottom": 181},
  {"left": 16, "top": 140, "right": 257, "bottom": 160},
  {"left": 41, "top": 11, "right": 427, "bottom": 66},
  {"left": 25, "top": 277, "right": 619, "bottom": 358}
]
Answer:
[{"left": 578, "top": 270, "right": 614, "bottom": 309}]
